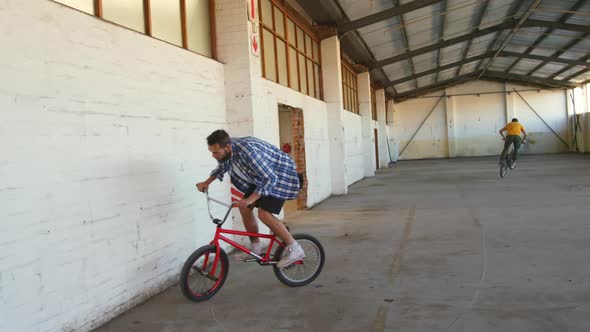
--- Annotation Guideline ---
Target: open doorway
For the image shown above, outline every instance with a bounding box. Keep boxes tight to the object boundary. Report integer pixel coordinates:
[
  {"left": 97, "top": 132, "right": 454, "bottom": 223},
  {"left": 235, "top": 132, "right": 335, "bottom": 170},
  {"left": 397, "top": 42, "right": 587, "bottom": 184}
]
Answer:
[
  {"left": 374, "top": 128, "right": 380, "bottom": 170},
  {"left": 278, "top": 105, "right": 308, "bottom": 212}
]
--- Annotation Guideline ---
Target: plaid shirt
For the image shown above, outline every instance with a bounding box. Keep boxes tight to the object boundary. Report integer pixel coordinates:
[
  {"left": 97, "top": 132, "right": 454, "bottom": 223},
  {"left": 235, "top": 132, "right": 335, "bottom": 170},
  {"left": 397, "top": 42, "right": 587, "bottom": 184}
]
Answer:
[{"left": 210, "top": 137, "right": 300, "bottom": 200}]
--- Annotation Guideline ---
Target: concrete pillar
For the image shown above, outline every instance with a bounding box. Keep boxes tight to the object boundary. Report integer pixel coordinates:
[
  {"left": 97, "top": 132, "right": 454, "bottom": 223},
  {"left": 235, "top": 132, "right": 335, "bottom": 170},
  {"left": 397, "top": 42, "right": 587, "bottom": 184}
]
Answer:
[
  {"left": 376, "top": 89, "right": 389, "bottom": 168},
  {"left": 215, "top": 0, "right": 259, "bottom": 137},
  {"left": 386, "top": 100, "right": 398, "bottom": 162},
  {"left": 321, "top": 36, "right": 347, "bottom": 195},
  {"left": 357, "top": 72, "right": 374, "bottom": 177},
  {"left": 445, "top": 95, "right": 457, "bottom": 158}
]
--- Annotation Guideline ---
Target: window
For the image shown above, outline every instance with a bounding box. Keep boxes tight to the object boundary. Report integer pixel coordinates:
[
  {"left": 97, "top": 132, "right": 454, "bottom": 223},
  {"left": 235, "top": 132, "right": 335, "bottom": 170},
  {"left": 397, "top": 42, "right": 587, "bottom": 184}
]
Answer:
[
  {"left": 56, "top": 0, "right": 94, "bottom": 14},
  {"left": 259, "top": 0, "right": 322, "bottom": 100},
  {"left": 102, "top": 0, "right": 145, "bottom": 33},
  {"left": 371, "top": 87, "right": 377, "bottom": 120},
  {"left": 342, "top": 60, "right": 359, "bottom": 114},
  {"left": 53, "top": 0, "right": 216, "bottom": 59}
]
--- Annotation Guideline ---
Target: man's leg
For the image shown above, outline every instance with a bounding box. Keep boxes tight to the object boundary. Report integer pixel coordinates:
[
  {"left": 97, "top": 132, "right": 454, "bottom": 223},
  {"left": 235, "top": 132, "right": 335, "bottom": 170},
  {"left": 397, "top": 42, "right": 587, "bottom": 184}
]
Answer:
[
  {"left": 512, "top": 136, "right": 522, "bottom": 161},
  {"left": 257, "top": 209, "right": 294, "bottom": 245},
  {"left": 257, "top": 207, "right": 305, "bottom": 268},
  {"left": 238, "top": 206, "right": 262, "bottom": 254},
  {"left": 500, "top": 137, "right": 512, "bottom": 163}
]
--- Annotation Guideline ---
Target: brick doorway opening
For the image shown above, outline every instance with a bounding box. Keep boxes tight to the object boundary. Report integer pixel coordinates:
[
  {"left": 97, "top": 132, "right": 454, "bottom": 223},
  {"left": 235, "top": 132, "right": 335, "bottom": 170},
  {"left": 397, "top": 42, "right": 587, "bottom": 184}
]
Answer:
[{"left": 278, "top": 105, "right": 307, "bottom": 211}]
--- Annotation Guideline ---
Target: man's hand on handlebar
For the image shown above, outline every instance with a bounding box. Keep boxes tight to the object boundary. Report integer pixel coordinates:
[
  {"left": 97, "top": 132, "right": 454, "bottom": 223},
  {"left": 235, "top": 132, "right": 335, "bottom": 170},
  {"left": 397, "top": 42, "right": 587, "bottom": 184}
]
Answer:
[{"left": 196, "top": 182, "right": 209, "bottom": 192}]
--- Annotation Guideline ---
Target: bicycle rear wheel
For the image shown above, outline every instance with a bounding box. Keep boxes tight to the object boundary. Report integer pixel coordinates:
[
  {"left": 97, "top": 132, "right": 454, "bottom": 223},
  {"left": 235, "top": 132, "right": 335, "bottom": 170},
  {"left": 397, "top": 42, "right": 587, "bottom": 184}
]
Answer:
[
  {"left": 180, "top": 245, "right": 229, "bottom": 302},
  {"left": 273, "top": 234, "right": 325, "bottom": 287}
]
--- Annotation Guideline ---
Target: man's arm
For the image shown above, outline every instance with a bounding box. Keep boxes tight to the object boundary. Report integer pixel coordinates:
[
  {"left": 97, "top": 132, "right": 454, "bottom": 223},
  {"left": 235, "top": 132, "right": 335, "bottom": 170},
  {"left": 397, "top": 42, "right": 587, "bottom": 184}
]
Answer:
[
  {"left": 521, "top": 127, "right": 527, "bottom": 142},
  {"left": 196, "top": 163, "right": 228, "bottom": 192},
  {"left": 499, "top": 126, "right": 506, "bottom": 138},
  {"left": 196, "top": 175, "right": 217, "bottom": 192},
  {"left": 244, "top": 147, "right": 279, "bottom": 197}
]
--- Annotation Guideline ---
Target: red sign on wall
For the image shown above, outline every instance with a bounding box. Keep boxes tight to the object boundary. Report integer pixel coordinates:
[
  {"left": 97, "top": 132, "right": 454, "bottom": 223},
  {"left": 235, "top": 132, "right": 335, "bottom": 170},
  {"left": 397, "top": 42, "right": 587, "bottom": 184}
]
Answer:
[
  {"left": 251, "top": 33, "right": 260, "bottom": 57},
  {"left": 247, "top": 0, "right": 258, "bottom": 22}
]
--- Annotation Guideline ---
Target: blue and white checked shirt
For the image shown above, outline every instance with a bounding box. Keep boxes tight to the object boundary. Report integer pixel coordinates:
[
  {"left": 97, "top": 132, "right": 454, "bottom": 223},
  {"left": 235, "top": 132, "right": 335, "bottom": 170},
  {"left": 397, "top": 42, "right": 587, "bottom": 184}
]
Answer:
[{"left": 210, "top": 137, "right": 301, "bottom": 200}]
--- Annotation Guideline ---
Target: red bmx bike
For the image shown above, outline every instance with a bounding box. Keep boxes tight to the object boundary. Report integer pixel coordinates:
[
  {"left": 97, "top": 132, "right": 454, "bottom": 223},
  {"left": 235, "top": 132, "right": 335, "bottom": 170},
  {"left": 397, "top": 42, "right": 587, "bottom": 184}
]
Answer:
[{"left": 180, "top": 191, "right": 325, "bottom": 302}]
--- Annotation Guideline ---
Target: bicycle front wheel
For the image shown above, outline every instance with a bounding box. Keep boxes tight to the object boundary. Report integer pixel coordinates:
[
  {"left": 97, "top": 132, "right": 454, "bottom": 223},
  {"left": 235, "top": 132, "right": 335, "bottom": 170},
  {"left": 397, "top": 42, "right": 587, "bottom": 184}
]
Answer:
[
  {"left": 273, "top": 234, "right": 325, "bottom": 287},
  {"left": 180, "top": 245, "right": 229, "bottom": 302},
  {"left": 500, "top": 163, "right": 508, "bottom": 178}
]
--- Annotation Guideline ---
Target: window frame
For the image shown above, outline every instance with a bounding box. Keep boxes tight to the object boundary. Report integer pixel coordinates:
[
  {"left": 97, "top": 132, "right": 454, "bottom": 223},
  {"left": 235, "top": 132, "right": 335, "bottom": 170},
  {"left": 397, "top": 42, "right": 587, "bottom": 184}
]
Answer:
[
  {"left": 341, "top": 59, "right": 359, "bottom": 114},
  {"left": 54, "top": 0, "right": 217, "bottom": 60},
  {"left": 259, "top": 0, "right": 323, "bottom": 100}
]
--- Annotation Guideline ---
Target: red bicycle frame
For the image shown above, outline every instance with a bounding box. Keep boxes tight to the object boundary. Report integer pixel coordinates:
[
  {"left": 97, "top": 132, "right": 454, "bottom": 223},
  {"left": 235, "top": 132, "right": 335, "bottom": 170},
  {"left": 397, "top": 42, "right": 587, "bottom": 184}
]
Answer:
[{"left": 202, "top": 191, "right": 287, "bottom": 276}]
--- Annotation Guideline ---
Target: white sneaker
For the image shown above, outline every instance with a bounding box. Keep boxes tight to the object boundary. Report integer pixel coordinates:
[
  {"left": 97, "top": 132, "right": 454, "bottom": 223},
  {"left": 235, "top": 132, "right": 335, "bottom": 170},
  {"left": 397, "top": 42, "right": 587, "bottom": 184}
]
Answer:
[{"left": 277, "top": 243, "right": 305, "bottom": 268}]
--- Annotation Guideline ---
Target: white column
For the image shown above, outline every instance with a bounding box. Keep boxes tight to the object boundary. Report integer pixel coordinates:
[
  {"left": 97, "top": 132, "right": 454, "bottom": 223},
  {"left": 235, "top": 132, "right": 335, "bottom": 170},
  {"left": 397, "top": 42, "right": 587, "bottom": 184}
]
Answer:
[
  {"left": 445, "top": 94, "right": 456, "bottom": 158},
  {"left": 357, "top": 72, "right": 375, "bottom": 177},
  {"left": 321, "top": 36, "right": 347, "bottom": 195},
  {"left": 215, "top": 0, "right": 260, "bottom": 137},
  {"left": 376, "top": 89, "right": 388, "bottom": 168},
  {"left": 386, "top": 99, "right": 398, "bottom": 162}
]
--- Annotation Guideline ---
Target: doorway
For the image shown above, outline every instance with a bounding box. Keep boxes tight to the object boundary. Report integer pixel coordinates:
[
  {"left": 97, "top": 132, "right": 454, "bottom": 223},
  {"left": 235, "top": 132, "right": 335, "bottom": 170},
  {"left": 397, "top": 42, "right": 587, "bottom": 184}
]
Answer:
[
  {"left": 374, "top": 128, "right": 379, "bottom": 170},
  {"left": 278, "top": 105, "right": 308, "bottom": 211}
]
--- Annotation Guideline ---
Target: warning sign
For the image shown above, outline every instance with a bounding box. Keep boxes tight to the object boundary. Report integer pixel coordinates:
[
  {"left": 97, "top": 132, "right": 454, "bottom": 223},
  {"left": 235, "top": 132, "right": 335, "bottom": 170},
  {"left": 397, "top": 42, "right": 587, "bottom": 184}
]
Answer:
[{"left": 251, "top": 32, "right": 260, "bottom": 57}]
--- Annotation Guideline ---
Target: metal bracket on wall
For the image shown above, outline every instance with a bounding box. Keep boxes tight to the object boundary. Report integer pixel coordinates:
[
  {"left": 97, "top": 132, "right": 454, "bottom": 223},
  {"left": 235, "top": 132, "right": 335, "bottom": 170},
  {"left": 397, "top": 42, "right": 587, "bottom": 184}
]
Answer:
[
  {"left": 399, "top": 93, "right": 446, "bottom": 157},
  {"left": 512, "top": 88, "right": 569, "bottom": 149}
]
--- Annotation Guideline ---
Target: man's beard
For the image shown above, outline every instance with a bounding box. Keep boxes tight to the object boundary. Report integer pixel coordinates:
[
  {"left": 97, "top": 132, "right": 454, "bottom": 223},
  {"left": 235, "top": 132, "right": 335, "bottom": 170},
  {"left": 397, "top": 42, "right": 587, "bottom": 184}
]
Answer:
[{"left": 219, "top": 151, "right": 232, "bottom": 162}]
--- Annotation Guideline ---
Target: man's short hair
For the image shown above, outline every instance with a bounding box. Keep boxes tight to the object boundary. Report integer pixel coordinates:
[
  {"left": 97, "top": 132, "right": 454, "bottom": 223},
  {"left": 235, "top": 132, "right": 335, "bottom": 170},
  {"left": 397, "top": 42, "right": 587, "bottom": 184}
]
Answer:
[
  {"left": 511, "top": 118, "right": 518, "bottom": 122},
  {"left": 207, "top": 130, "right": 231, "bottom": 147}
]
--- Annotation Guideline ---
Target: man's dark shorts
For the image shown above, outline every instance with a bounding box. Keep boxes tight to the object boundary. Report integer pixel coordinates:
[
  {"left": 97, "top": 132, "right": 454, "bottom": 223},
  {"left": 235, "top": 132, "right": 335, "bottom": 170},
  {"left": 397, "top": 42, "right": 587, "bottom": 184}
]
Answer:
[{"left": 243, "top": 173, "right": 304, "bottom": 215}]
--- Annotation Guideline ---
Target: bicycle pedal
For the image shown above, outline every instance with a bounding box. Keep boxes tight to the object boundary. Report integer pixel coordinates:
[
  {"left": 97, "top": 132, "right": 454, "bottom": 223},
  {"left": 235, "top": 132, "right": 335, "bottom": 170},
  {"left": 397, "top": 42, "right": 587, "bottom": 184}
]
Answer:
[{"left": 242, "top": 258, "right": 258, "bottom": 263}]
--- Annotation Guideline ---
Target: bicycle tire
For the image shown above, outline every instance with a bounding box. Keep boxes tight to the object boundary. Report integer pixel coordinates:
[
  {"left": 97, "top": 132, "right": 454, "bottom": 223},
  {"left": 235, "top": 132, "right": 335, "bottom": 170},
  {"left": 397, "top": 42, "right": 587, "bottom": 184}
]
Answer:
[
  {"left": 508, "top": 149, "right": 516, "bottom": 169},
  {"left": 272, "top": 234, "right": 325, "bottom": 287},
  {"left": 180, "top": 245, "right": 229, "bottom": 302},
  {"left": 500, "top": 163, "right": 507, "bottom": 178}
]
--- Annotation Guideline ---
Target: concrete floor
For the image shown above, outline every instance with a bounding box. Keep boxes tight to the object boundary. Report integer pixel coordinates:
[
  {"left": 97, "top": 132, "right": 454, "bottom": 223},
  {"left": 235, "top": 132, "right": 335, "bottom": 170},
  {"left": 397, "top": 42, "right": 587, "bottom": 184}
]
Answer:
[{"left": 96, "top": 154, "right": 590, "bottom": 332}]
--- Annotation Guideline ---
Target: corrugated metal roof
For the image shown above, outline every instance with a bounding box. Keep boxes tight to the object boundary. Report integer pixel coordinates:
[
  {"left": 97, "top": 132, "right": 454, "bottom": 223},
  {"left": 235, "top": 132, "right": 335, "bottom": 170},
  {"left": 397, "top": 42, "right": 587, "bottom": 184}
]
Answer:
[{"left": 297, "top": 0, "right": 590, "bottom": 101}]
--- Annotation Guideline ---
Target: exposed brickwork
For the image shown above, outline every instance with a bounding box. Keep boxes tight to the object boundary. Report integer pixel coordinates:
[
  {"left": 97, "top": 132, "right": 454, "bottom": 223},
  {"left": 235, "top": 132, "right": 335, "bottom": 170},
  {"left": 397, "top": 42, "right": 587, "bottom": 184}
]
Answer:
[{"left": 291, "top": 108, "right": 308, "bottom": 209}]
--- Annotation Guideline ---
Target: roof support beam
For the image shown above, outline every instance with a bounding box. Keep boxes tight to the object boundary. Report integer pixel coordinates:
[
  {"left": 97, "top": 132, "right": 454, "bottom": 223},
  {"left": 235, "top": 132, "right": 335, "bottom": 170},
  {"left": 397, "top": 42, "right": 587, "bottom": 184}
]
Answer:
[
  {"left": 484, "top": 70, "right": 577, "bottom": 88},
  {"left": 337, "top": 0, "right": 442, "bottom": 35},
  {"left": 475, "top": 0, "right": 531, "bottom": 73},
  {"left": 550, "top": 54, "right": 590, "bottom": 79},
  {"left": 372, "top": 18, "right": 517, "bottom": 69},
  {"left": 522, "top": 19, "right": 590, "bottom": 33},
  {"left": 503, "top": 0, "right": 586, "bottom": 74},
  {"left": 393, "top": 69, "right": 578, "bottom": 102},
  {"left": 434, "top": 0, "right": 447, "bottom": 82},
  {"left": 455, "top": 0, "right": 490, "bottom": 76},
  {"left": 386, "top": 52, "right": 492, "bottom": 87},
  {"left": 371, "top": 18, "right": 589, "bottom": 70},
  {"left": 525, "top": 32, "right": 590, "bottom": 76},
  {"left": 478, "top": 0, "right": 543, "bottom": 78},
  {"left": 393, "top": 0, "right": 418, "bottom": 88},
  {"left": 395, "top": 72, "right": 479, "bottom": 101},
  {"left": 500, "top": 51, "right": 590, "bottom": 67},
  {"left": 563, "top": 66, "right": 590, "bottom": 81},
  {"left": 384, "top": 51, "right": 590, "bottom": 88}
]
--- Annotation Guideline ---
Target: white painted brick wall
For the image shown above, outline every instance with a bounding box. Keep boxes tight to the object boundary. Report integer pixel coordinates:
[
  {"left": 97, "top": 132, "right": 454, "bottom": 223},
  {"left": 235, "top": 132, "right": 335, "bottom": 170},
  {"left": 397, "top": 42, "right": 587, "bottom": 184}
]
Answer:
[
  {"left": 394, "top": 80, "right": 570, "bottom": 159},
  {"left": 0, "top": 1, "right": 228, "bottom": 331},
  {"left": 262, "top": 80, "right": 332, "bottom": 207},
  {"left": 341, "top": 111, "right": 365, "bottom": 186}
]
